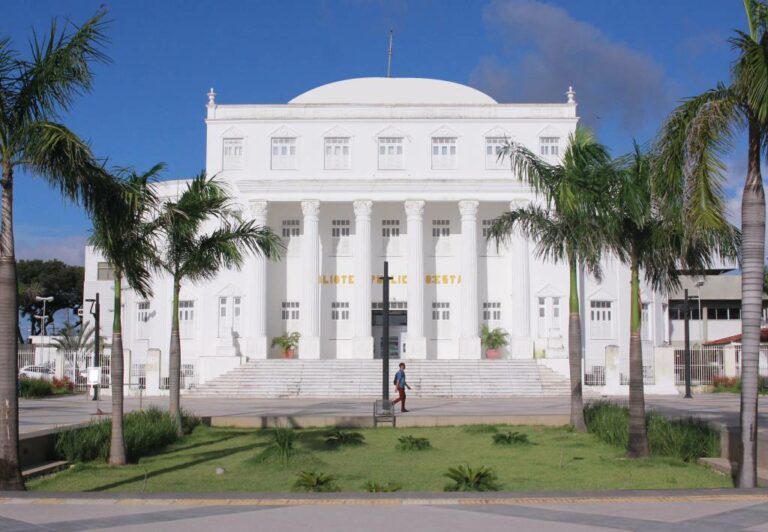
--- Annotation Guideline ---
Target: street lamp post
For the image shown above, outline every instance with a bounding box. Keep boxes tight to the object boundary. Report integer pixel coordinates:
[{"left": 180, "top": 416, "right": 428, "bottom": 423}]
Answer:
[
  {"left": 85, "top": 293, "right": 101, "bottom": 401},
  {"left": 35, "top": 295, "right": 53, "bottom": 336}
]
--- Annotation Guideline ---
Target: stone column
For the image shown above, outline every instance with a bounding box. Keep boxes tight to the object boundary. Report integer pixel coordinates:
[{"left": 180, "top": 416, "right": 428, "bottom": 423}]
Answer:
[
  {"left": 299, "top": 200, "right": 321, "bottom": 359},
  {"left": 249, "top": 200, "right": 269, "bottom": 359},
  {"left": 405, "top": 200, "right": 427, "bottom": 359},
  {"left": 510, "top": 198, "right": 533, "bottom": 358},
  {"left": 351, "top": 200, "right": 374, "bottom": 358},
  {"left": 459, "top": 200, "right": 481, "bottom": 358}
]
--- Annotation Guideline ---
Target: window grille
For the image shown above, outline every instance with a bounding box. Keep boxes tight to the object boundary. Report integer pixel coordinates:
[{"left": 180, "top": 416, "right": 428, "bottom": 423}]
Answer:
[
  {"left": 271, "top": 137, "right": 297, "bottom": 169},
  {"left": 282, "top": 219, "right": 301, "bottom": 238},
  {"left": 432, "top": 302, "right": 450, "bottom": 320},
  {"left": 378, "top": 137, "right": 404, "bottom": 169},
  {"left": 381, "top": 219, "right": 400, "bottom": 237},
  {"left": 590, "top": 300, "right": 614, "bottom": 339},
  {"left": 483, "top": 301, "right": 501, "bottom": 321},
  {"left": 222, "top": 138, "right": 243, "bottom": 169},
  {"left": 432, "top": 219, "right": 450, "bottom": 237},
  {"left": 281, "top": 301, "right": 300, "bottom": 320},
  {"left": 331, "top": 219, "right": 350, "bottom": 237},
  {"left": 485, "top": 137, "right": 506, "bottom": 169},
  {"left": 331, "top": 301, "right": 350, "bottom": 320},
  {"left": 324, "top": 137, "right": 351, "bottom": 169},
  {"left": 431, "top": 137, "right": 457, "bottom": 169},
  {"left": 540, "top": 137, "right": 560, "bottom": 156}
]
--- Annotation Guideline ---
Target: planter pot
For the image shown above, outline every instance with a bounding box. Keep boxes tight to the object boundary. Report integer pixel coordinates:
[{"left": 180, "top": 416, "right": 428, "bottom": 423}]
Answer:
[
  {"left": 486, "top": 349, "right": 500, "bottom": 359},
  {"left": 282, "top": 349, "right": 295, "bottom": 359}
]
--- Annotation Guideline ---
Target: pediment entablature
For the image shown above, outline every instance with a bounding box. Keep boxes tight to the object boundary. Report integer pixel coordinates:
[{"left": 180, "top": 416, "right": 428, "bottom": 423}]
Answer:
[
  {"left": 483, "top": 125, "right": 512, "bottom": 139},
  {"left": 220, "top": 126, "right": 246, "bottom": 139},
  {"left": 587, "top": 287, "right": 616, "bottom": 302},
  {"left": 429, "top": 124, "right": 460, "bottom": 138},
  {"left": 216, "top": 284, "right": 243, "bottom": 297},
  {"left": 374, "top": 125, "right": 411, "bottom": 141},
  {"left": 537, "top": 124, "right": 563, "bottom": 138},
  {"left": 269, "top": 124, "right": 300, "bottom": 138},
  {"left": 536, "top": 283, "right": 563, "bottom": 298},
  {"left": 321, "top": 125, "right": 353, "bottom": 138}
]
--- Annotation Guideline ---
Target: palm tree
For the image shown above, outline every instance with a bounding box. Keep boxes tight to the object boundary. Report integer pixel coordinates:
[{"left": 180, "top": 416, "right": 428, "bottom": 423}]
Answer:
[
  {"left": 489, "top": 128, "right": 614, "bottom": 431},
  {"left": 656, "top": 0, "right": 768, "bottom": 486},
  {"left": 610, "top": 145, "right": 738, "bottom": 457},
  {"left": 90, "top": 165, "right": 162, "bottom": 465},
  {"left": 155, "top": 173, "right": 282, "bottom": 433},
  {"left": 0, "top": 10, "right": 111, "bottom": 490}
]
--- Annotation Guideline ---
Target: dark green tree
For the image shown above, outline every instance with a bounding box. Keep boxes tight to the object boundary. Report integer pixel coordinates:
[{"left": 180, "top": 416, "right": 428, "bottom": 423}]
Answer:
[{"left": 17, "top": 259, "right": 84, "bottom": 337}]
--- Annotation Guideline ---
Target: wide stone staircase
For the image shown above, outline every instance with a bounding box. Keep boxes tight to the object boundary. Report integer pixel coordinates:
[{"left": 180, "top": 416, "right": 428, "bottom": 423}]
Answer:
[{"left": 189, "top": 359, "right": 570, "bottom": 398}]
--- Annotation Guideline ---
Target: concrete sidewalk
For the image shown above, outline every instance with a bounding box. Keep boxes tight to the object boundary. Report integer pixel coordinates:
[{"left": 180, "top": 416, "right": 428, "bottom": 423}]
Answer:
[
  {"left": 19, "top": 393, "right": 768, "bottom": 434},
  {"left": 1, "top": 489, "right": 767, "bottom": 531}
]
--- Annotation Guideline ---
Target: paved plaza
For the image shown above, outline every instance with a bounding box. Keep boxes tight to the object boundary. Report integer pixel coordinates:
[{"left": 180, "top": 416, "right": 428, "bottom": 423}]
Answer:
[{"left": 1, "top": 490, "right": 768, "bottom": 531}]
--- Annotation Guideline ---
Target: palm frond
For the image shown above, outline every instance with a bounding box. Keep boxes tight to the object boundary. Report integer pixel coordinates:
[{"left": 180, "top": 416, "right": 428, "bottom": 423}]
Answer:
[{"left": 731, "top": 29, "right": 768, "bottom": 122}]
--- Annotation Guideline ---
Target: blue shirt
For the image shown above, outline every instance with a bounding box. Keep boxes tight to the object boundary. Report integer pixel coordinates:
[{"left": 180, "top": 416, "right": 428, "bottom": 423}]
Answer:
[{"left": 395, "top": 369, "right": 406, "bottom": 388}]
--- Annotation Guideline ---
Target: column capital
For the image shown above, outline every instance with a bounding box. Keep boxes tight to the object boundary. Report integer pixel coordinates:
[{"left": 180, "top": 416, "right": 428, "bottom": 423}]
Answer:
[
  {"left": 353, "top": 199, "right": 373, "bottom": 218},
  {"left": 404, "top": 199, "right": 425, "bottom": 218},
  {"left": 510, "top": 198, "right": 530, "bottom": 210},
  {"left": 458, "top": 200, "right": 479, "bottom": 218},
  {"left": 301, "top": 199, "right": 320, "bottom": 218},
  {"left": 249, "top": 200, "right": 268, "bottom": 219}
]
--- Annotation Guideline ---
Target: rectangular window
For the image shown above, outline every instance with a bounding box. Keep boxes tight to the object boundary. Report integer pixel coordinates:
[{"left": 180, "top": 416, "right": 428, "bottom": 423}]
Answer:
[
  {"left": 281, "top": 301, "right": 300, "bottom": 320},
  {"left": 331, "top": 301, "right": 350, "bottom": 321},
  {"left": 271, "top": 137, "right": 297, "bottom": 169},
  {"left": 381, "top": 219, "right": 400, "bottom": 238},
  {"left": 378, "top": 137, "right": 404, "bottom": 169},
  {"left": 590, "top": 300, "right": 614, "bottom": 339},
  {"left": 431, "top": 137, "right": 457, "bottom": 169},
  {"left": 707, "top": 306, "right": 741, "bottom": 320},
  {"left": 97, "top": 262, "right": 114, "bottom": 281},
  {"left": 232, "top": 297, "right": 241, "bottom": 334},
  {"left": 282, "top": 219, "right": 301, "bottom": 238},
  {"left": 372, "top": 301, "right": 407, "bottom": 310},
  {"left": 217, "top": 297, "right": 227, "bottom": 337},
  {"left": 540, "top": 137, "right": 560, "bottom": 157},
  {"left": 485, "top": 137, "right": 506, "bottom": 169},
  {"left": 432, "top": 302, "right": 450, "bottom": 320},
  {"left": 324, "top": 137, "right": 351, "bottom": 170},
  {"left": 483, "top": 301, "right": 501, "bottom": 322},
  {"left": 331, "top": 219, "right": 350, "bottom": 238},
  {"left": 551, "top": 297, "right": 561, "bottom": 331},
  {"left": 222, "top": 138, "right": 243, "bottom": 170},
  {"left": 137, "top": 301, "right": 150, "bottom": 339},
  {"left": 641, "top": 302, "right": 651, "bottom": 341},
  {"left": 432, "top": 219, "right": 450, "bottom": 238},
  {"left": 481, "top": 219, "right": 495, "bottom": 238}
]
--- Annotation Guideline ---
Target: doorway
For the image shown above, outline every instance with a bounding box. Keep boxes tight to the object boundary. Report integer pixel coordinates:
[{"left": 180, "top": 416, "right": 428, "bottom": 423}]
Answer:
[{"left": 372, "top": 309, "right": 407, "bottom": 359}]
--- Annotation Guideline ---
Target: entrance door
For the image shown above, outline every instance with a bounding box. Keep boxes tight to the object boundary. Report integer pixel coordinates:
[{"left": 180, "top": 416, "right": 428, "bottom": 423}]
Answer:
[{"left": 372, "top": 310, "right": 407, "bottom": 359}]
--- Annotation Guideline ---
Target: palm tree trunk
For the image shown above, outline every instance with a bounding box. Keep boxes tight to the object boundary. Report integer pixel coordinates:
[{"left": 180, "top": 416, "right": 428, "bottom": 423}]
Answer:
[
  {"left": 627, "top": 244, "right": 649, "bottom": 457},
  {"left": 0, "top": 161, "right": 24, "bottom": 490},
  {"left": 739, "top": 116, "right": 765, "bottom": 488},
  {"left": 168, "top": 275, "right": 182, "bottom": 436},
  {"left": 568, "top": 255, "right": 586, "bottom": 431},
  {"left": 108, "top": 274, "right": 126, "bottom": 465}
]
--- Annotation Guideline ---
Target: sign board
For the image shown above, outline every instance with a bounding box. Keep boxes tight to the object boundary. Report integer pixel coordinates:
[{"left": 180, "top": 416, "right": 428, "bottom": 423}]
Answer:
[{"left": 87, "top": 367, "right": 101, "bottom": 385}]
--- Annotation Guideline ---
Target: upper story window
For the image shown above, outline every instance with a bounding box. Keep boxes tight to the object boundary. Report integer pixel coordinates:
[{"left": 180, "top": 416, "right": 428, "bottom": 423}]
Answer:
[
  {"left": 331, "top": 219, "right": 350, "bottom": 238},
  {"left": 324, "top": 137, "right": 351, "bottom": 170},
  {"left": 379, "top": 137, "right": 404, "bottom": 169},
  {"left": 485, "top": 137, "right": 507, "bottom": 169},
  {"left": 706, "top": 305, "right": 741, "bottom": 320},
  {"left": 282, "top": 219, "right": 301, "bottom": 239},
  {"left": 432, "top": 219, "right": 450, "bottom": 238},
  {"left": 431, "top": 137, "right": 457, "bottom": 169},
  {"left": 97, "top": 262, "right": 114, "bottom": 281},
  {"left": 222, "top": 138, "right": 243, "bottom": 170},
  {"left": 481, "top": 219, "right": 494, "bottom": 238},
  {"left": 540, "top": 137, "right": 560, "bottom": 157},
  {"left": 281, "top": 301, "right": 300, "bottom": 321},
  {"left": 331, "top": 301, "right": 350, "bottom": 321},
  {"left": 432, "top": 302, "right": 450, "bottom": 321},
  {"left": 271, "top": 137, "right": 297, "bottom": 169},
  {"left": 136, "top": 301, "right": 150, "bottom": 339},
  {"left": 590, "top": 300, "right": 614, "bottom": 339},
  {"left": 382, "top": 219, "right": 400, "bottom": 238},
  {"left": 483, "top": 302, "right": 501, "bottom": 322}
]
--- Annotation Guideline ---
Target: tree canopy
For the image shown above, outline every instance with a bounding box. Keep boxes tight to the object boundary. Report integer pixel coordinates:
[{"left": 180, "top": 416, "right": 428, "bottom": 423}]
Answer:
[{"left": 17, "top": 259, "right": 83, "bottom": 337}]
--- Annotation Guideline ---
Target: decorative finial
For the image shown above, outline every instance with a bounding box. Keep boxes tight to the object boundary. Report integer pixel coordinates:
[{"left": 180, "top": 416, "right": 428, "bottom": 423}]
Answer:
[
  {"left": 566, "top": 86, "right": 576, "bottom": 104},
  {"left": 207, "top": 87, "right": 216, "bottom": 107}
]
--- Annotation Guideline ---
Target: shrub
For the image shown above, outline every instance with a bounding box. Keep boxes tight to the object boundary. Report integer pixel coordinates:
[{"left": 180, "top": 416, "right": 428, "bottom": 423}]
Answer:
[
  {"left": 256, "top": 427, "right": 298, "bottom": 466},
  {"left": 363, "top": 480, "right": 402, "bottom": 493},
  {"left": 712, "top": 375, "right": 768, "bottom": 394},
  {"left": 19, "top": 377, "right": 54, "bottom": 398},
  {"left": 492, "top": 431, "right": 530, "bottom": 445},
  {"left": 180, "top": 409, "right": 202, "bottom": 434},
  {"left": 54, "top": 407, "right": 190, "bottom": 463},
  {"left": 444, "top": 464, "right": 501, "bottom": 492},
  {"left": 293, "top": 471, "right": 339, "bottom": 492},
  {"left": 463, "top": 424, "right": 499, "bottom": 434},
  {"left": 52, "top": 377, "right": 74, "bottom": 394},
  {"left": 583, "top": 401, "right": 720, "bottom": 462},
  {"left": 324, "top": 430, "right": 365, "bottom": 448},
  {"left": 396, "top": 435, "right": 432, "bottom": 451}
]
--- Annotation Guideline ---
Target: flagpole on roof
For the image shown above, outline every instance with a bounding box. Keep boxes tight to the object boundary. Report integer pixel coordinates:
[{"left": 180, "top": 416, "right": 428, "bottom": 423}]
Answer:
[{"left": 387, "top": 28, "right": 394, "bottom": 78}]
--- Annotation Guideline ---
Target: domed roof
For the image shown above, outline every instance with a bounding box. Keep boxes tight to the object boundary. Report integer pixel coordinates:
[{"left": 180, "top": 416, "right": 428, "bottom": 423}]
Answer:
[{"left": 289, "top": 77, "right": 497, "bottom": 105}]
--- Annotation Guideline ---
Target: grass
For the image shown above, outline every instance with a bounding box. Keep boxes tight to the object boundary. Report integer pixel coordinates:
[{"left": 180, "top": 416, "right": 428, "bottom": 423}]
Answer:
[
  {"left": 29, "top": 424, "right": 730, "bottom": 493},
  {"left": 711, "top": 376, "right": 768, "bottom": 395}
]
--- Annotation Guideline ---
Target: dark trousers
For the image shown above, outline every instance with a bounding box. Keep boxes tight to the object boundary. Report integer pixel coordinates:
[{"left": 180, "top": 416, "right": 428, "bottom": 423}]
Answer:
[{"left": 392, "top": 386, "right": 406, "bottom": 410}]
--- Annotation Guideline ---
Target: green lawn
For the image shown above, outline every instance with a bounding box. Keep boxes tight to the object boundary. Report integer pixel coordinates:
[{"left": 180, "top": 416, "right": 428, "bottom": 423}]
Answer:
[{"left": 29, "top": 424, "right": 730, "bottom": 493}]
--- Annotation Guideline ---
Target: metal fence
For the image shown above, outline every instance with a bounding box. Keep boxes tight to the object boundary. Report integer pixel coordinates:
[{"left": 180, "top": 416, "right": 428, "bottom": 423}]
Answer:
[
  {"left": 735, "top": 345, "right": 768, "bottom": 377},
  {"left": 18, "top": 345, "right": 111, "bottom": 392},
  {"left": 674, "top": 346, "right": 724, "bottom": 385},
  {"left": 584, "top": 364, "right": 605, "bottom": 386},
  {"left": 130, "top": 363, "right": 146, "bottom": 389},
  {"left": 620, "top": 365, "right": 656, "bottom": 386},
  {"left": 159, "top": 364, "right": 198, "bottom": 391}
]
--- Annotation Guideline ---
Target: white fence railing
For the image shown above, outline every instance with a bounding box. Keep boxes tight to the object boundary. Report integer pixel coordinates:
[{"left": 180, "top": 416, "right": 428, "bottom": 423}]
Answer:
[
  {"left": 735, "top": 345, "right": 768, "bottom": 377},
  {"left": 159, "top": 364, "right": 198, "bottom": 391},
  {"left": 674, "top": 346, "right": 724, "bottom": 385}
]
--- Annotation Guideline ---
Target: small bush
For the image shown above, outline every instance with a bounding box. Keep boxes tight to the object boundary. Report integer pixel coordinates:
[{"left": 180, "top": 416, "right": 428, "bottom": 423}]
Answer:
[
  {"left": 583, "top": 401, "right": 720, "bottom": 462},
  {"left": 19, "top": 377, "right": 54, "bottom": 398},
  {"left": 492, "top": 431, "right": 530, "bottom": 445},
  {"left": 180, "top": 409, "right": 202, "bottom": 434},
  {"left": 396, "top": 435, "right": 432, "bottom": 451},
  {"left": 325, "top": 430, "right": 365, "bottom": 448},
  {"left": 293, "top": 471, "right": 339, "bottom": 492},
  {"left": 444, "top": 464, "right": 501, "bottom": 492},
  {"left": 463, "top": 424, "right": 499, "bottom": 434},
  {"left": 363, "top": 480, "right": 402, "bottom": 493},
  {"left": 712, "top": 376, "right": 768, "bottom": 394},
  {"left": 54, "top": 407, "right": 190, "bottom": 463},
  {"left": 256, "top": 428, "right": 298, "bottom": 466},
  {"left": 52, "top": 377, "right": 74, "bottom": 394}
]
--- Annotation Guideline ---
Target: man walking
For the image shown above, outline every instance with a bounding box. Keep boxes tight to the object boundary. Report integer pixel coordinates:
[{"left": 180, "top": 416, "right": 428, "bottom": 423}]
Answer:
[{"left": 392, "top": 362, "right": 411, "bottom": 413}]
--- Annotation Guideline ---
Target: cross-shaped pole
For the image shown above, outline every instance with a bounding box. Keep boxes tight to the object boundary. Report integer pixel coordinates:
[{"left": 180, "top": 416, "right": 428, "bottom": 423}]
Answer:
[{"left": 378, "top": 261, "right": 393, "bottom": 400}]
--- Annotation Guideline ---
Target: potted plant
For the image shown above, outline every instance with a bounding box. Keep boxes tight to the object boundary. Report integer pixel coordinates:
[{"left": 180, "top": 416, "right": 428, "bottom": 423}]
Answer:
[
  {"left": 272, "top": 332, "right": 301, "bottom": 358},
  {"left": 481, "top": 325, "right": 508, "bottom": 359}
]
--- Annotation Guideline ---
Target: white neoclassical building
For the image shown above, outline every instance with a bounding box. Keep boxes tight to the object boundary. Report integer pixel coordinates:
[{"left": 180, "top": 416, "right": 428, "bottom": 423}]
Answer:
[{"left": 82, "top": 77, "right": 679, "bottom": 390}]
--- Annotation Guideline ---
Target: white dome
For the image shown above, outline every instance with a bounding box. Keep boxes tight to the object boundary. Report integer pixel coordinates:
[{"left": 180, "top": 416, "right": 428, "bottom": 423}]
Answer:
[{"left": 289, "top": 77, "right": 497, "bottom": 105}]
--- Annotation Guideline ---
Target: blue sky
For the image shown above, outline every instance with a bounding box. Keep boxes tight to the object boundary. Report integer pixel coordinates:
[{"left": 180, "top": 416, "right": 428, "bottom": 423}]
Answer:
[{"left": 2, "top": 0, "right": 749, "bottom": 265}]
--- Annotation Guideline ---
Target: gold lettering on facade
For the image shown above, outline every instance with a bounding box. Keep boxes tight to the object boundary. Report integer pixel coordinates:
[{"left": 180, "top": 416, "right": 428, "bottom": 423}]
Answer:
[
  {"left": 318, "top": 275, "right": 356, "bottom": 285},
  {"left": 424, "top": 274, "right": 462, "bottom": 285}
]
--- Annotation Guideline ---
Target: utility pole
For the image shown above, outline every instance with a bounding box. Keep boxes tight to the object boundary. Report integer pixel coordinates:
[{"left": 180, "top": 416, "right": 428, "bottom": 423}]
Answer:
[
  {"left": 86, "top": 293, "right": 101, "bottom": 401},
  {"left": 683, "top": 289, "right": 692, "bottom": 398}
]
